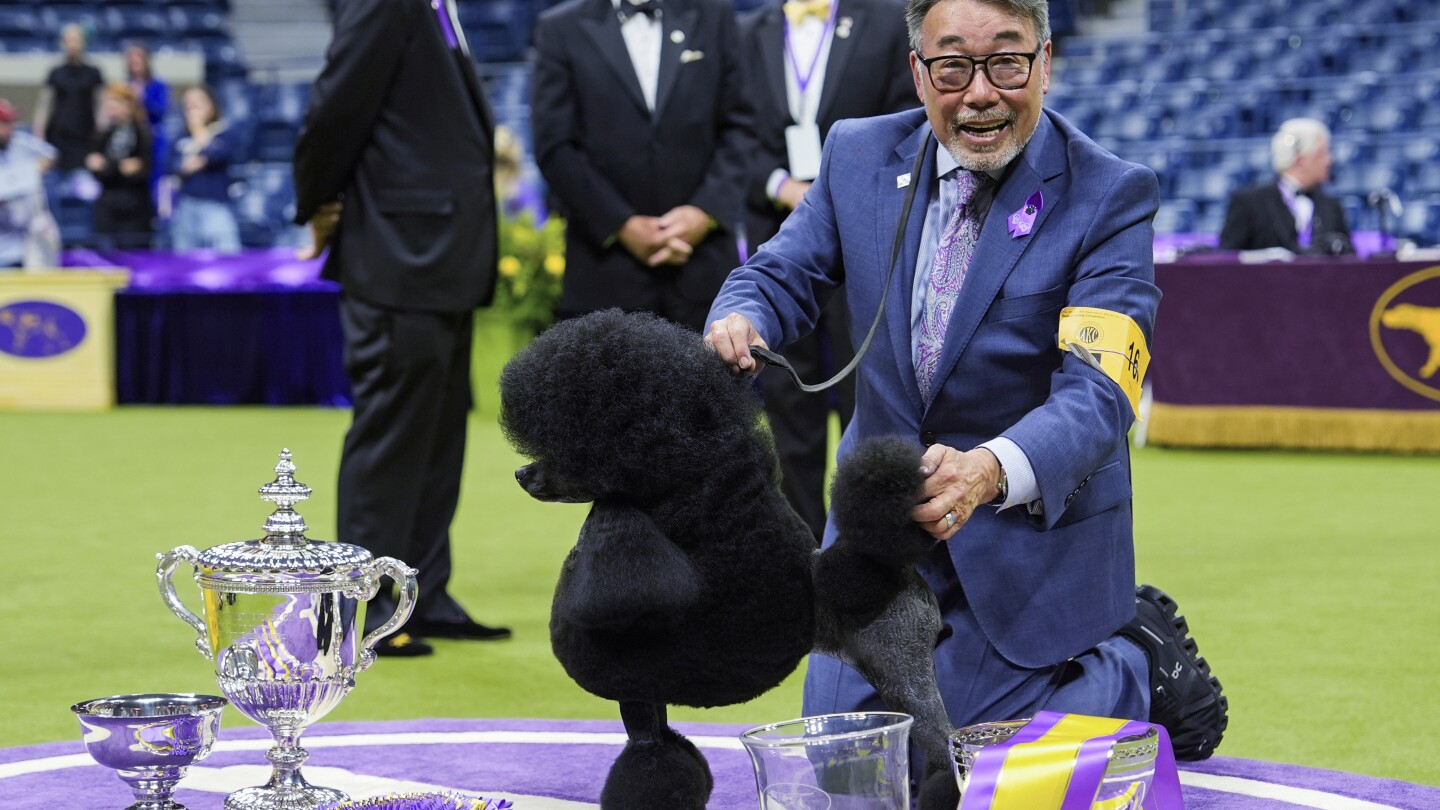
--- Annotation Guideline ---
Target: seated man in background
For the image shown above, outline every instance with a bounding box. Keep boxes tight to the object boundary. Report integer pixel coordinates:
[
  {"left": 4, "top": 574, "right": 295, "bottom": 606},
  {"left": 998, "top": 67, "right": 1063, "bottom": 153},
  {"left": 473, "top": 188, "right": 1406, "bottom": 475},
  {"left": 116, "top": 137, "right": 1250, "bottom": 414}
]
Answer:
[
  {"left": 1219, "top": 117, "right": 1353, "bottom": 255},
  {"left": 0, "top": 99, "right": 60, "bottom": 269}
]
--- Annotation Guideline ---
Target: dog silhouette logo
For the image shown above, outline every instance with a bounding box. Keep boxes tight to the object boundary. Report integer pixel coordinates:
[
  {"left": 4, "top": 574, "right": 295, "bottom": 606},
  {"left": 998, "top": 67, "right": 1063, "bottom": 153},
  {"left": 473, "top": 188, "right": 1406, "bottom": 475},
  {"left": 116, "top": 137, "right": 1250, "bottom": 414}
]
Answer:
[
  {"left": 1370, "top": 266, "right": 1440, "bottom": 402},
  {"left": 0, "top": 300, "right": 87, "bottom": 358}
]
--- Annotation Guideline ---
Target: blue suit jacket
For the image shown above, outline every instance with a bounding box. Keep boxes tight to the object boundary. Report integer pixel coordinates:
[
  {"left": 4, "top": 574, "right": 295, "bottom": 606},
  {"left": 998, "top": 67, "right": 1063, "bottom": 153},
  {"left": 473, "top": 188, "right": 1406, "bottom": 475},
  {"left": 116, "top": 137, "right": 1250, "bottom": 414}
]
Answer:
[{"left": 708, "top": 107, "right": 1162, "bottom": 669}]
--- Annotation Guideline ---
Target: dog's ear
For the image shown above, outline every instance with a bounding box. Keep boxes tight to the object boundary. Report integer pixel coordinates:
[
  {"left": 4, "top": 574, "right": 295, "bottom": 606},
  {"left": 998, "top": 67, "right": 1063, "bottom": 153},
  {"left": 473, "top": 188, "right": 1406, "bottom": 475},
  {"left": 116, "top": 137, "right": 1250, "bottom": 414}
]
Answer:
[{"left": 555, "top": 503, "right": 702, "bottom": 630}]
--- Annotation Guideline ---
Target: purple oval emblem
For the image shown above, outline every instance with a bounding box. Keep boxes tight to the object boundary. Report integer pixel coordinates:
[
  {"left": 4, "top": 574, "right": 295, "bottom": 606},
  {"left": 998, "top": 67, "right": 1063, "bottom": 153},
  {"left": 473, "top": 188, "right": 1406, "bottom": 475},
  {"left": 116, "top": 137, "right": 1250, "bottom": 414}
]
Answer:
[{"left": 0, "top": 300, "right": 88, "bottom": 358}]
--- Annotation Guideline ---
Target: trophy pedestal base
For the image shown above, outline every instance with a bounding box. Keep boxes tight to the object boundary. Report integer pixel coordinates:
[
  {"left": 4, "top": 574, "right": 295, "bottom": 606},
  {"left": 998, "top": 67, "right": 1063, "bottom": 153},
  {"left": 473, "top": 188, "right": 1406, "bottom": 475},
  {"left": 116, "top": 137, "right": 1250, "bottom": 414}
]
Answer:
[{"left": 223, "top": 784, "right": 347, "bottom": 810}]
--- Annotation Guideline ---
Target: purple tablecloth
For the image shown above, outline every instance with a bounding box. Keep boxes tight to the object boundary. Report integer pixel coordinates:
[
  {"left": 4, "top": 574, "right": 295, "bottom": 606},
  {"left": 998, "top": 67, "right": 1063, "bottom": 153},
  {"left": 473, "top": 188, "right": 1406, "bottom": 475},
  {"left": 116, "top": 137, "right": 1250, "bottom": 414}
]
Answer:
[{"left": 63, "top": 248, "right": 351, "bottom": 406}]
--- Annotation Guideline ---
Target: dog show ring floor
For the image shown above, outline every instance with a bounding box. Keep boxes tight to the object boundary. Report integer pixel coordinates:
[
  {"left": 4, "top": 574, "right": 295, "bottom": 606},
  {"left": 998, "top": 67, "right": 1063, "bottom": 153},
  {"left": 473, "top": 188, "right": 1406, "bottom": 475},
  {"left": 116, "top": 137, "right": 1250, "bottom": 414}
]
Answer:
[{"left": 5, "top": 718, "right": 1437, "bottom": 809}]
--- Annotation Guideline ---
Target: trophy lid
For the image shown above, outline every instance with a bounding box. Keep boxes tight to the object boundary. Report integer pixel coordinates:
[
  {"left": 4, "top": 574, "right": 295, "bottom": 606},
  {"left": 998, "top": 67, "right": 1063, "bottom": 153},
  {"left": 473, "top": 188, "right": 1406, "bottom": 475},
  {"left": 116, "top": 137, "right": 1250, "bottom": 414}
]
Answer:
[{"left": 193, "top": 449, "right": 374, "bottom": 594}]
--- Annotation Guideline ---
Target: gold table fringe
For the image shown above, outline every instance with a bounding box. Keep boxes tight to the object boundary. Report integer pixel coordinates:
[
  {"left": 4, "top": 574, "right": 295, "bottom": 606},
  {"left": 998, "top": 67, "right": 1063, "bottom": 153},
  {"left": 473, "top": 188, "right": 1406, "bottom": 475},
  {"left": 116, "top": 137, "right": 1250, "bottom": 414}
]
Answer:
[{"left": 1146, "top": 403, "right": 1440, "bottom": 453}]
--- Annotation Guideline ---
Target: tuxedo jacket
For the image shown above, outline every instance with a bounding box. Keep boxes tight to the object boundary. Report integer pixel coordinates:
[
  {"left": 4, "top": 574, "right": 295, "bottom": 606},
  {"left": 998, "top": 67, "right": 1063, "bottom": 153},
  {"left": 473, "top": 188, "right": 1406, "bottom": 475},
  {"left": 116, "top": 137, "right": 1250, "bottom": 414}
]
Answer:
[
  {"left": 1219, "top": 180, "right": 1353, "bottom": 255},
  {"left": 293, "top": 0, "right": 498, "bottom": 313},
  {"left": 531, "top": 0, "right": 755, "bottom": 316},
  {"left": 739, "top": 0, "right": 916, "bottom": 247},
  {"left": 709, "top": 108, "right": 1162, "bottom": 669}
]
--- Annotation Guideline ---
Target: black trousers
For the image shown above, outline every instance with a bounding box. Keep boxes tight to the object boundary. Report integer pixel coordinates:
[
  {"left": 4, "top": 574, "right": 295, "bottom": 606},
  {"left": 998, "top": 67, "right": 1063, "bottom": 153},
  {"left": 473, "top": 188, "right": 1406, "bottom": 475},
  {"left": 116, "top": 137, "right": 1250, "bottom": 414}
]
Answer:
[
  {"left": 337, "top": 295, "right": 475, "bottom": 634},
  {"left": 760, "top": 295, "right": 855, "bottom": 541}
]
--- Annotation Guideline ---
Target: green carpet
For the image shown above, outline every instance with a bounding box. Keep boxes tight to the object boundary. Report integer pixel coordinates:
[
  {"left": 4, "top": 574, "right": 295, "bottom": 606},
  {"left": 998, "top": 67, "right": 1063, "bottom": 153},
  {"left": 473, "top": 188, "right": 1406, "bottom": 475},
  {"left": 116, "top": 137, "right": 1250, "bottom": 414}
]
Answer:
[{"left": 2, "top": 403, "right": 1437, "bottom": 787}]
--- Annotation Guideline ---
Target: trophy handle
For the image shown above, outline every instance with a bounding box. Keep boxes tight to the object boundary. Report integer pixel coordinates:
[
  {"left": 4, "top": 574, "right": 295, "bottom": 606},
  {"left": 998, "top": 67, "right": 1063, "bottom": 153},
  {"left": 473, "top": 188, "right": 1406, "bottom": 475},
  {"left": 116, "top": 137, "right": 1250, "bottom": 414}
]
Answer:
[
  {"left": 157, "top": 546, "right": 213, "bottom": 660},
  {"left": 357, "top": 557, "right": 418, "bottom": 671}
]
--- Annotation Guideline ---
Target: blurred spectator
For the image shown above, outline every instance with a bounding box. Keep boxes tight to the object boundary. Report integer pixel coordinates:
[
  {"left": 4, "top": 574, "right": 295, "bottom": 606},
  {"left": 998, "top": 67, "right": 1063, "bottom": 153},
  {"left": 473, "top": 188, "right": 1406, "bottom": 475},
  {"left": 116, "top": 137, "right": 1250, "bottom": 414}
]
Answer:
[
  {"left": 166, "top": 85, "right": 240, "bottom": 252},
  {"left": 1219, "top": 117, "right": 1353, "bottom": 255},
  {"left": 0, "top": 100, "right": 60, "bottom": 269},
  {"left": 494, "top": 124, "right": 545, "bottom": 222},
  {"left": 34, "top": 24, "right": 106, "bottom": 176},
  {"left": 87, "top": 83, "right": 153, "bottom": 249},
  {"left": 126, "top": 43, "right": 170, "bottom": 211}
]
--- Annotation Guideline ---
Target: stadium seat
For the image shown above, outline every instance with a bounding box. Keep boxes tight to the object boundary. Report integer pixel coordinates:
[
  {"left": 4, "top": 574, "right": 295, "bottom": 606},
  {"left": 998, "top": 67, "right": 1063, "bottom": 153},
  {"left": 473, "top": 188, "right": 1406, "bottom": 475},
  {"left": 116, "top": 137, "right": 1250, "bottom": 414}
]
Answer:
[{"left": 0, "top": 7, "right": 38, "bottom": 36}]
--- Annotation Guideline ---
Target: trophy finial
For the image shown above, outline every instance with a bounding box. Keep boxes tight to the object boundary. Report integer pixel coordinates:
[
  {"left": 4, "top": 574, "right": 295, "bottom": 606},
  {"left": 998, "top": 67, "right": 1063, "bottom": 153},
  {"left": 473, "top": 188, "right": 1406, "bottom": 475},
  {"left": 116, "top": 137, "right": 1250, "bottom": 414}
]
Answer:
[{"left": 260, "top": 448, "right": 311, "bottom": 543}]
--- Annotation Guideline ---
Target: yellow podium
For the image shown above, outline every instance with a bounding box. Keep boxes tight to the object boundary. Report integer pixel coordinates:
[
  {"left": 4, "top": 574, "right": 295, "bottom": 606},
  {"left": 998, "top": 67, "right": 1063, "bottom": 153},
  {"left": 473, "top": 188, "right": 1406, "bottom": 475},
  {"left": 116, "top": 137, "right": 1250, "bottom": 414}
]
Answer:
[{"left": 0, "top": 269, "right": 129, "bottom": 410}]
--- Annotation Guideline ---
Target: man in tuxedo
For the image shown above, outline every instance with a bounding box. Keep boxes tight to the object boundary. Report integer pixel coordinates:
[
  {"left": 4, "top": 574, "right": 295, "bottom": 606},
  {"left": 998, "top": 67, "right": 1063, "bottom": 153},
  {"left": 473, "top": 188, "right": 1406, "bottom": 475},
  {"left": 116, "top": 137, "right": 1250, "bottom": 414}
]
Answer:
[
  {"left": 708, "top": 0, "right": 1226, "bottom": 767},
  {"left": 1219, "top": 117, "right": 1354, "bottom": 255},
  {"left": 740, "top": 0, "right": 916, "bottom": 540},
  {"left": 293, "top": 0, "right": 510, "bottom": 657},
  {"left": 531, "top": 0, "right": 754, "bottom": 334}
]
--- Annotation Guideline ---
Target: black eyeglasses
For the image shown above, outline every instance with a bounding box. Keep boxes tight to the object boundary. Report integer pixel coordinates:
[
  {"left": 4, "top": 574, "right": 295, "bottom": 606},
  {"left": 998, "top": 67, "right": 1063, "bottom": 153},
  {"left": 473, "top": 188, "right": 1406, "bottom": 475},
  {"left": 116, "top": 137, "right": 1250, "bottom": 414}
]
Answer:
[{"left": 914, "top": 50, "right": 1039, "bottom": 93}]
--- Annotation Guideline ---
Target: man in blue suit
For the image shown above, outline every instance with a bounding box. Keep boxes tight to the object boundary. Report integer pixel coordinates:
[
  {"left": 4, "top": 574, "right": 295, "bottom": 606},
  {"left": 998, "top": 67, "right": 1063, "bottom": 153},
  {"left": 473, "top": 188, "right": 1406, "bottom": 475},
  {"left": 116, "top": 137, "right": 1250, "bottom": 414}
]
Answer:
[{"left": 707, "top": 0, "right": 1227, "bottom": 764}]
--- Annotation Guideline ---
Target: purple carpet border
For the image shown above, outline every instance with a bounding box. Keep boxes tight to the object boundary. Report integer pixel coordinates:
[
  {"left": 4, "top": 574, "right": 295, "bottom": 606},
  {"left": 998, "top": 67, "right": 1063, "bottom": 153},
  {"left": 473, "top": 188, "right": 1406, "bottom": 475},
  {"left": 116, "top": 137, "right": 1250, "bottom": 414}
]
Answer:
[{"left": 7, "top": 717, "right": 1437, "bottom": 809}]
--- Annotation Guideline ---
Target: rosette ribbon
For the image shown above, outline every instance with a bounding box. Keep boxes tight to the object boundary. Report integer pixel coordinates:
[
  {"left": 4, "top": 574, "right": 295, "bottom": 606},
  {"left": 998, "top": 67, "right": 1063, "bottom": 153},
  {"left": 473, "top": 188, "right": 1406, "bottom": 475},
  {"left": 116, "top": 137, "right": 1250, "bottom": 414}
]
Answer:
[{"left": 957, "top": 711, "right": 1184, "bottom": 810}]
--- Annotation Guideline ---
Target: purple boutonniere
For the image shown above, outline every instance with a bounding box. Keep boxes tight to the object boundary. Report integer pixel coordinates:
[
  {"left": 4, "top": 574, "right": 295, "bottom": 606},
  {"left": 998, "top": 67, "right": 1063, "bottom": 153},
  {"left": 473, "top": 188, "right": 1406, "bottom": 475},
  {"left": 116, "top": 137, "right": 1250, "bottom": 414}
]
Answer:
[{"left": 1007, "top": 190, "right": 1043, "bottom": 238}]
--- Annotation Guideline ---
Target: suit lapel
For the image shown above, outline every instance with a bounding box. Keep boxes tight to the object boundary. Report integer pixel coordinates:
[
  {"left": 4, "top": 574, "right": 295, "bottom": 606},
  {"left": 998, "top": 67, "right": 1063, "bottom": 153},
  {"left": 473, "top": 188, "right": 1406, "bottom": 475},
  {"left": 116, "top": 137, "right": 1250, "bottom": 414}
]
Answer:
[
  {"left": 652, "top": 2, "right": 697, "bottom": 120},
  {"left": 878, "top": 118, "right": 935, "bottom": 414},
  {"left": 1261, "top": 183, "right": 1297, "bottom": 245},
  {"left": 758, "top": 5, "right": 792, "bottom": 126},
  {"left": 927, "top": 113, "right": 1064, "bottom": 398},
  {"left": 579, "top": 0, "right": 650, "bottom": 117},
  {"left": 815, "top": 3, "right": 863, "bottom": 126}
]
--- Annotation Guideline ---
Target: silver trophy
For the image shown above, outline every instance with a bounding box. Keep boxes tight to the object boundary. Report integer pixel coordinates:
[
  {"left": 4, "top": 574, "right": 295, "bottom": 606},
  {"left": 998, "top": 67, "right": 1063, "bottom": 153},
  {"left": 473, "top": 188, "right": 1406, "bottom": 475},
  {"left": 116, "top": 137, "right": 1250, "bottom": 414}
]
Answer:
[
  {"left": 157, "top": 449, "right": 417, "bottom": 810},
  {"left": 72, "top": 693, "right": 227, "bottom": 810}
]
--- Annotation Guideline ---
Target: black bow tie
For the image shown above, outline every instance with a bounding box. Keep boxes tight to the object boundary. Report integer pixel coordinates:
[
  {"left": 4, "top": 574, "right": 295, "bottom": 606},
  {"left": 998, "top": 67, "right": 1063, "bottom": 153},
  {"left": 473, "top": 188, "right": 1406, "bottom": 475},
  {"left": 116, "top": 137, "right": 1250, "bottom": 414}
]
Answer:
[{"left": 618, "top": 0, "right": 662, "bottom": 22}]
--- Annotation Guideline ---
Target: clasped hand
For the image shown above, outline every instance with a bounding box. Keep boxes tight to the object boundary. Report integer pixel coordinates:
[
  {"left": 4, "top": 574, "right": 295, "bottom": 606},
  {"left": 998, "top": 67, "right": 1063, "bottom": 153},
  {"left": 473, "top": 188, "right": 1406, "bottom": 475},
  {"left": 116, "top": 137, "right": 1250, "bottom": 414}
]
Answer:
[{"left": 618, "top": 205, "right": 712, "bottom": 266}]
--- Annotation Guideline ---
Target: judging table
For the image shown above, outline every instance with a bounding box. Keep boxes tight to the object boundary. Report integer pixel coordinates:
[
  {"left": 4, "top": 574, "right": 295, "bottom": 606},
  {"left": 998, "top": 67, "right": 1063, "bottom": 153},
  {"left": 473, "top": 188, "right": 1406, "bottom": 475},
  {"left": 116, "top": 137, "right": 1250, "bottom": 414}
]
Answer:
[
  {"left": 1146, "top": 254, "right": 1440, "bottom": 452},
  {"left": 68, "top": 248, "right": 352, "bottom": 406}
]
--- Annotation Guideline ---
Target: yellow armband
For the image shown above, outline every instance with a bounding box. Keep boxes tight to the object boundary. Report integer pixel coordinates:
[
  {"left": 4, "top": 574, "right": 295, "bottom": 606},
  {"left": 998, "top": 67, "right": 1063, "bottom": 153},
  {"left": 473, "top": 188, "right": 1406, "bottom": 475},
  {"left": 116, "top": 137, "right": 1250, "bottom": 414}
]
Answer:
[{"left": 1057, "top": 307, "right": 1149, "bottom": 419}]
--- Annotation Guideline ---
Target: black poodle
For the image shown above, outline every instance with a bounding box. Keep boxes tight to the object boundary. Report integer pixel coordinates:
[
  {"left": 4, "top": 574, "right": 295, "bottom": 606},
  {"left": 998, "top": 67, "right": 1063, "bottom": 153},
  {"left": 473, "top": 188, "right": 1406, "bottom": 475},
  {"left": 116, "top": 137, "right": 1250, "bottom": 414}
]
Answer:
[{"left": 499, "top": 309, "right": 957, "bottom": 810}]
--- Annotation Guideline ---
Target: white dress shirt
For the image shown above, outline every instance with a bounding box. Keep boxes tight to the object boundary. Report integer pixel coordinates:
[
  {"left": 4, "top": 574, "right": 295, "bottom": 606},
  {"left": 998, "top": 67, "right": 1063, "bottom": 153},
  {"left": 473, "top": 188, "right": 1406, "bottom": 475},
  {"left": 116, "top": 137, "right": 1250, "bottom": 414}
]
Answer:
[
  {"left": 612, "top": 0, "right": 663, "bottom": 112},
  {"left": 766, "top": 10, "right": 836, "bottom": 200}
]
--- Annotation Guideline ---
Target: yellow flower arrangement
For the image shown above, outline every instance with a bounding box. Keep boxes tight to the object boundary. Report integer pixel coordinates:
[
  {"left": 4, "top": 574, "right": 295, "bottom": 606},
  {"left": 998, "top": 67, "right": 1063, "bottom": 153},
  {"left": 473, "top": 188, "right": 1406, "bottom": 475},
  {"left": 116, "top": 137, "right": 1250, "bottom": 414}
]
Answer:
[{"left": 494, "top": 211, "right": 566, "bottom": 336}]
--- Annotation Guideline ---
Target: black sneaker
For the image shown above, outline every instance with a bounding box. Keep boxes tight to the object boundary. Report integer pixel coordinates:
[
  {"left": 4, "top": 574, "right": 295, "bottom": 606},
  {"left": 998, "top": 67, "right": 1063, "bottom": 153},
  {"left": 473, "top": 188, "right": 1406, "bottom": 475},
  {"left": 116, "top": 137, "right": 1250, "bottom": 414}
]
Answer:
[
  {"left": 373, "top": 632, "right": 434, "bottom": 658},
  {"left": 1119, "top": 584, "right": 1228, "bottom": 761}
]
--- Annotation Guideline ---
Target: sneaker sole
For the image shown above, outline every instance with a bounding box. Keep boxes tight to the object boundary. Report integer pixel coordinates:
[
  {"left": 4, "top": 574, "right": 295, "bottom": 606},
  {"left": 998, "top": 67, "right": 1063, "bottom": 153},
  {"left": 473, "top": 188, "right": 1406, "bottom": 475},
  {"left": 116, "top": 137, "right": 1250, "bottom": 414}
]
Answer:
[{"left": 1132, "top": 585, "right": 1228, "bottom": 761}]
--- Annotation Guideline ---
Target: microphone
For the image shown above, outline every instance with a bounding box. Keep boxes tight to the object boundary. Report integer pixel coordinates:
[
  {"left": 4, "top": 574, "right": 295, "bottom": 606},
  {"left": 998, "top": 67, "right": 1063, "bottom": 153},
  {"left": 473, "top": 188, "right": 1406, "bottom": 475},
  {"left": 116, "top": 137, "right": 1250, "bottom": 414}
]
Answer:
[
  {"left": 1367, "top": 188, "right": 1403, "bottom": 257},
  {"left": 1367, "top": 188, "right": 1403, "bottom": 220}
]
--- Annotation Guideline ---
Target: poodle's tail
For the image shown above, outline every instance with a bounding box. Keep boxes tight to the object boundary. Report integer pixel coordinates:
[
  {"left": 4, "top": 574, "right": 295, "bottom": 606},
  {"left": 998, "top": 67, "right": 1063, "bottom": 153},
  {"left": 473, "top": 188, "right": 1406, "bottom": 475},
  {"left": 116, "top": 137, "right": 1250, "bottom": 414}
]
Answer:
[
  {"left": 600, "top": 701, "right": 712, "bottom": 810},
  {"left": 815, "top": 436, "right": 933, "bottom": 616}
]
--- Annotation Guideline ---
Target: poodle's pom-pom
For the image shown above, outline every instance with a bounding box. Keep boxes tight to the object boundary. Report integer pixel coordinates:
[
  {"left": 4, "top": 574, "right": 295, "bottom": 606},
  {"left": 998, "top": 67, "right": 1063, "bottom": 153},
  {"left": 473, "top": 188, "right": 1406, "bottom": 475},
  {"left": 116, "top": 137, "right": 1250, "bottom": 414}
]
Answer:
[
  {"left": 599, "top": 729, "right": 712, "bottom": 810},
  {"left": 918, "top": 764, "right": 961, "bottom": 810},
  {"left": 813, "top": 545, "right": 905, "bottom": 616},
  {"left": 829, "top": 436, "right": 932, "bottom": 567}
]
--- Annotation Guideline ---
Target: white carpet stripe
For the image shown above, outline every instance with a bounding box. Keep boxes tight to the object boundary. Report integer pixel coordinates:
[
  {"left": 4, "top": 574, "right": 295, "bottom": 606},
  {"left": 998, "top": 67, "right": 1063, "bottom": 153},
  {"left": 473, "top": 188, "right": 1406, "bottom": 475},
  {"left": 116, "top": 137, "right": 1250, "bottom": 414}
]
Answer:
[
  {"left": 1180, "top": 772, "right": 1401, "bottom": 810},
  {"left": 0, "top": 729, "right": 1406, "bottom": 809}
]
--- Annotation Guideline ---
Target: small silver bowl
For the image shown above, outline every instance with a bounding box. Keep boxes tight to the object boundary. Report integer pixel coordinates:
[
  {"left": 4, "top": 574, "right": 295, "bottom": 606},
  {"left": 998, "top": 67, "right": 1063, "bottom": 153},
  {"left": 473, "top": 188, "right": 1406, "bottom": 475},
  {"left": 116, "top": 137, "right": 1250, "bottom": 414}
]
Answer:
[{"left": 72, "top": 693, "right": 227, "bottom": 810}]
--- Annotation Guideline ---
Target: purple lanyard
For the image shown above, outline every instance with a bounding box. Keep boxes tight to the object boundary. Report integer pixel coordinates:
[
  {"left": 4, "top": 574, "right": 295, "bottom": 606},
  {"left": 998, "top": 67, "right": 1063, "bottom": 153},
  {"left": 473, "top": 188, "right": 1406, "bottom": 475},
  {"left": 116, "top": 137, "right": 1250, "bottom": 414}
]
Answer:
[
  {"left": 783, "top": 15, "right": 834, "bottom": 103},
  {"left": 433, "top": 0, "right": 459, "bottom": 50}
]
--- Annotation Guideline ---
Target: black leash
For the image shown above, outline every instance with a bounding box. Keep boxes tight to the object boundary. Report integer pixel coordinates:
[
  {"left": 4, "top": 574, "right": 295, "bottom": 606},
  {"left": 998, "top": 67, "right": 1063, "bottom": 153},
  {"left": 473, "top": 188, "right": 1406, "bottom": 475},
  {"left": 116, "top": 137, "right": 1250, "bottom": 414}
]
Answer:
[{"left": 750, "top": 134, "right": 932, "bottom": 393}]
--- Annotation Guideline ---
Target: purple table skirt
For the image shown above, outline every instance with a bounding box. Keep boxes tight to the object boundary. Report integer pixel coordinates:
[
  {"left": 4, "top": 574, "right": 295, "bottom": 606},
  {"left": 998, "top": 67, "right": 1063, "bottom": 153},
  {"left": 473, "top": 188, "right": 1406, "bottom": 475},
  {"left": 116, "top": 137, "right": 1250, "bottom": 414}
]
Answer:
[{"left": 62, "top": 248, "right": 351, "bottom": 406}]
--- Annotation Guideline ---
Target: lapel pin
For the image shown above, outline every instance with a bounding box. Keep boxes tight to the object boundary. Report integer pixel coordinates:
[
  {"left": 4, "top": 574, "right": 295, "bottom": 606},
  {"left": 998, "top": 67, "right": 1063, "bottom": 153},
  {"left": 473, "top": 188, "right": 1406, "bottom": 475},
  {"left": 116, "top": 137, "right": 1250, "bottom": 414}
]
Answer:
[
  {"left": 896, "top": 173, "right": 911, "bottom": 189},
  {"left": 671, "top": 29, "right": 685, "bottom": 43},
  {"left": 1007, "top": 190, "right": 1043, "bottom": 238},
  {"left": 680, "top": 49, "right": 704, "bottom": 63},
  {"left": 836, "top": 16, "right": 852, "bottom": 38}
]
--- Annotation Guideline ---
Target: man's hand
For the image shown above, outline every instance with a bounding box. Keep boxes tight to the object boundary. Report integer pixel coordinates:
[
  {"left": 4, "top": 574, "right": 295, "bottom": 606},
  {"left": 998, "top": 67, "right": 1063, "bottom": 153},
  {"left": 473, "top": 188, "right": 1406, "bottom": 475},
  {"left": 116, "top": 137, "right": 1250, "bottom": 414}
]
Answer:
[
  {"left": 296, "top": 201, "right": 342, "bottom": 260},
  {"left": 911, "top": 445, "right": 1003, "bottom": 541},
  {"left": 704, "top": 313, "right": 767, "bottom": 374},
  {"left": 617, "top": 214, "right": 667, "bottom": 263},
  {"left": 776, "top": 178, "right": 812, "bottom": 211},
  {"left": 658, "top": 204, "right": 713, "bottom": 247},
  {"left": 84, "top": 153, "right": 105, "bottom": 173},
  {"left": 118, "top": 157, "right": 143, "bottom": 177}
]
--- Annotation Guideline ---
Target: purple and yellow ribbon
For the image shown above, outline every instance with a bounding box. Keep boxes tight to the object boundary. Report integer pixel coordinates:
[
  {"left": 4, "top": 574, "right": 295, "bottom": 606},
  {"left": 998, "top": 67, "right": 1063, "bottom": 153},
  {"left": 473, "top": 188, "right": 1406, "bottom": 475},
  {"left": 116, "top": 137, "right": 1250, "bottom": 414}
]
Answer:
[{"left": 958, "top": 711, "right": 1185, "bottom": 810}]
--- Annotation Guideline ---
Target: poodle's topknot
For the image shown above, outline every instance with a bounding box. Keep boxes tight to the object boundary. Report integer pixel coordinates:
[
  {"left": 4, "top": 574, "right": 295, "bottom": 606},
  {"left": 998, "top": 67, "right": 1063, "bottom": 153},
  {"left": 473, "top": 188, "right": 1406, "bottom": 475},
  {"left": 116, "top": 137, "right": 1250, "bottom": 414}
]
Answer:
[{"left": 500, "top": 309, "right": 767, "bottom": 499}]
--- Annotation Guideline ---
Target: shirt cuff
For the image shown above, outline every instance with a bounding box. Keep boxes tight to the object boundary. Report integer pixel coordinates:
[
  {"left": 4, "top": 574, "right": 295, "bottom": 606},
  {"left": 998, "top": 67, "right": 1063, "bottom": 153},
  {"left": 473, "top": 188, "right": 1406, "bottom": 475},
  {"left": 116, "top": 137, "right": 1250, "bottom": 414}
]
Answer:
[
  {"left": 766, "top": 168, "right": 790, "bottom": 203},
  {"left": 978, "top": 437, "right": 1038, "bottom": 511}
]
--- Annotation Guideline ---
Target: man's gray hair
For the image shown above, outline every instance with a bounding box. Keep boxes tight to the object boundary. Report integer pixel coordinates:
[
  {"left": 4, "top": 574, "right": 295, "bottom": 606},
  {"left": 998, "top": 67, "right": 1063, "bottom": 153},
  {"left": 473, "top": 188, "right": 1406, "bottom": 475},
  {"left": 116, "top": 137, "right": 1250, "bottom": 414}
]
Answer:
[
  {"left": 1271, "top": 118, "right": 1330, "bottom": 173},
  {"left": 904, "top": 0, "right": 1051, "bottom": 54}
]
